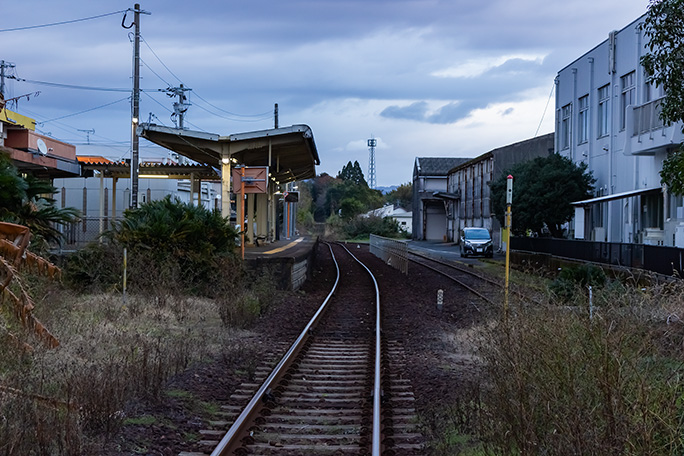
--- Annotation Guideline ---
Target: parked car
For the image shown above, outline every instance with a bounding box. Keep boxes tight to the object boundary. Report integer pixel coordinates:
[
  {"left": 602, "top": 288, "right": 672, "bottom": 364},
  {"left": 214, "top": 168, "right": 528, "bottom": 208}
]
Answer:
[{"left": 460, "top": 227, "right": 493, "bottom": 258}]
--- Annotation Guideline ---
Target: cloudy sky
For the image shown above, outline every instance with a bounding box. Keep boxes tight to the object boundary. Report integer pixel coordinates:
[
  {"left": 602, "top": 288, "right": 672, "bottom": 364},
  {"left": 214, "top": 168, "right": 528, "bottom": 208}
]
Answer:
[{"left": 2, "top": 0, "right": 648, "bottom": 187}]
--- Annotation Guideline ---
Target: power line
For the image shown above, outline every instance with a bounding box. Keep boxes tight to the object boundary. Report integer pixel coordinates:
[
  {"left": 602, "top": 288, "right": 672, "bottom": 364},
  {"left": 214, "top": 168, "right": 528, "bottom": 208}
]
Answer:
[
  {"left": 535, "top": 82, "right": 555, "bottom": 137},
  {"left": 0, "top": 10, "right": 127, "bottom": 32},
  {"left": 8, "top": 75, "right": 157, "bottom": 93},
  {"left": 139, "top": 35, "right": 274, "bottom": 120},
  {"left": 140, "top": 35, "right": 183, "bottom": 85},
  {"left": 37, "top": 97, "right": 130, "bottom": 125},
  {"left": 191, "top": 100, "right": 272, "bottom": 123},
  {"left": 192, "top": 92, "right": 272, "bottom": 118},
  {"left": 141, "top": 58, "right": 172, "bottom": 87}
]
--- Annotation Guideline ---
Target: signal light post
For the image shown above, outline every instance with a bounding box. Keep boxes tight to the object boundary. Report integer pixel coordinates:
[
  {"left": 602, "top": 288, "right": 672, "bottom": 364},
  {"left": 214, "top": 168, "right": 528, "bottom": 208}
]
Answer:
[{"left": 504, "top": 175, "right": 513, "bottom": 318}]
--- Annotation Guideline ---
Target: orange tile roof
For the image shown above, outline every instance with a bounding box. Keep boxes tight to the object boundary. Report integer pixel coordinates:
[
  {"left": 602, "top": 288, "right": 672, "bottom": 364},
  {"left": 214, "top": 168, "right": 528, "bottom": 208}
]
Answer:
[{"left": 77, "top": 156, "right": 115, "bottom": 164}]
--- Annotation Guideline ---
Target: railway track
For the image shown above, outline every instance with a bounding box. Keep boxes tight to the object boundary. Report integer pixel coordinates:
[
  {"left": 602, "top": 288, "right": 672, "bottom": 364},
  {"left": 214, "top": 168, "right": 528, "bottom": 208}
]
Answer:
[
  {"left": 182, "top": 242, "right": 423, "bottom": 456},
  {"left": 407, "top": 249, "right": 502, "bottom": 308},
  {"left": 407, "top": 248, "right": 542, "bottom": 309}
]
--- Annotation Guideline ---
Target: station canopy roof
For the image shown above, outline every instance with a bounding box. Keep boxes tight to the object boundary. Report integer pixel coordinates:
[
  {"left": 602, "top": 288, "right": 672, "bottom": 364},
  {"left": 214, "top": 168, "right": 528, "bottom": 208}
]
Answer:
[
  {"left": 137, "top": 124, "right": 320, "bottom": 184},
  {"left": 78, "top": 156, "right": 220, "bottom": 180}
]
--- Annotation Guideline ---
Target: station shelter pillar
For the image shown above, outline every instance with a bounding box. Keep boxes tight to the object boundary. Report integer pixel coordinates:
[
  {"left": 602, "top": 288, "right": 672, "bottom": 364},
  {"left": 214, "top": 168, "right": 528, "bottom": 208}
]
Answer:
[
  {"left": 220, "top": 158, "right": 231, "bottom": 219},
  {"left": 247, "top": 194, "right": 255, "bottom": 244},
  {"left": 256, "top": 193, "right": 268, "bottom": 242}
]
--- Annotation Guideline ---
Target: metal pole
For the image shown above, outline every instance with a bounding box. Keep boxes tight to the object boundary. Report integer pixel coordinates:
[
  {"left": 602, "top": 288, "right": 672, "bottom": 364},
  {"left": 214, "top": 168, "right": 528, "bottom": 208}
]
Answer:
[
  {"left": 241, "top": 167, "right": 246, "bottom": 260},
  {"left": 504, "top": 175, "right": 513, "bottom": 317},
  {"left": 123, "top": 247, "right": 127, "bottom": 305},
  {"left": 0, "top": 60, "right": 5, "bottom": 97}
]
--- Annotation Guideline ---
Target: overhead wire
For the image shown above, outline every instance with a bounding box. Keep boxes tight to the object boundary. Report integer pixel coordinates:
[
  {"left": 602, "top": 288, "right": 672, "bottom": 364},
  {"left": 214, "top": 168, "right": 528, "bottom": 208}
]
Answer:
[
  {"left": 141, "top": 58, "right": 172, "bottom": 88},
  {"left": 7, "top": 75, "right": 156, "bottom": 93},
  {"left": 192, "top": 101, "right": 272, "bottom": 123},
  {"left": 0, "top": 10, "right": 127, "bottom": 32},
  {"left": 139, "top": 34, "right": 274, "bottom": 121},
  {"left": 38, "top": 97, "right": 130, "bottom": 125},
  {"left": 535, "top": 82, "right": 555, "bottom": 137},
  {"left": 140, "top": 35, "right": 183, "bottom": 85},
  {"left": 21, "top": 106, "right": 130, "bottom": 148}
]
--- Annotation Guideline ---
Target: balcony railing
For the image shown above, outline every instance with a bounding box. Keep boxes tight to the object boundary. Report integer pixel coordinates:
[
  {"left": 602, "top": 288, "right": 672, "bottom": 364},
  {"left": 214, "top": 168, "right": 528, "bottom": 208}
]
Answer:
[{"left": 632, "top": 98, "right": 667, "bottom": 137}]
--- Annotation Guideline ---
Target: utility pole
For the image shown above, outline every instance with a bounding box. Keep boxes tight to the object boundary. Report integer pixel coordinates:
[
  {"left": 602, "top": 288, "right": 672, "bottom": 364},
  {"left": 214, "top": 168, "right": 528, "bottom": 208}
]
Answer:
[
  {"left": 0, "top": 60, "right": 16, "bottom": 98},
  {"left": 124, "top": 3, "right": 150, "bottom": 209},
  {"left": 274, "top": 103, "right": 279, "bottom": 129},
  {"left": 78, "top": 129, "right": 95, "bottom": 144},
  {"left": 162, "top": 84, "right": 191, "bottom": 129}
]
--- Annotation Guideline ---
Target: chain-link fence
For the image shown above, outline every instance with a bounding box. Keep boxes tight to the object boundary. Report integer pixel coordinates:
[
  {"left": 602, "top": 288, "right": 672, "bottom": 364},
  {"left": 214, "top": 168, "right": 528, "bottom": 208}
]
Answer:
[
  {"left": 369, "top": 234, "right": 409, "bottom": 274},
  {"left": 59, "top": 217, "right": 119, "bottom": 250}
]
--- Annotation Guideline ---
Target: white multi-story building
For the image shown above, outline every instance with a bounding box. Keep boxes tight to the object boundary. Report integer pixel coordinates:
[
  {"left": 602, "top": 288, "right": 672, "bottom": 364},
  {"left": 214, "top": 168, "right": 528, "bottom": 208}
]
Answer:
[{"left": 556, "top": 14, "right": 684, "bottom": 246}]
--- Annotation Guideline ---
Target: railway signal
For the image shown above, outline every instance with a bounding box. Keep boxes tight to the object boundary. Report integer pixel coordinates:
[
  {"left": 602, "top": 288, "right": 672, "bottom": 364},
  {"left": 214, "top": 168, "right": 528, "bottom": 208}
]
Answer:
[{"left": 504, "top": 175, "right": 513, "bottom": 317}]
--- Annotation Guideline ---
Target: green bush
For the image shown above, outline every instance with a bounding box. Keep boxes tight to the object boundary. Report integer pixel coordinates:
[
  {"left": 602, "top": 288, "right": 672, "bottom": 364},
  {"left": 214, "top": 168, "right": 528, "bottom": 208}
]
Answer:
[
  {"left": 65, "top": 197, "right": 240, "bottom": 295},
  {"left": 343, "top": 215, "right": 403, "bottom": 240},
  {"left": 549, "top": 263, "right": 607, "bottom": 302}
]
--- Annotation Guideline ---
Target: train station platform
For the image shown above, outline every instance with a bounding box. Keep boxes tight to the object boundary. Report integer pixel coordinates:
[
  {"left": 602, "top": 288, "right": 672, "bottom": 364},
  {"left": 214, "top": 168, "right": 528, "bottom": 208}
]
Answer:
[{"left": 243, "top": 236, "right": 318, "bottom": 290}]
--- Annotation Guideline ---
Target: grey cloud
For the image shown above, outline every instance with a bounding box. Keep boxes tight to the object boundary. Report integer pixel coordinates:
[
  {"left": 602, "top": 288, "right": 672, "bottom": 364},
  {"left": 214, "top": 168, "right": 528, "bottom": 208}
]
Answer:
[
  {"left": 484, "top": 58, "right": 544, "bottom": 77},
  {"left": 380, "top": 101, "right": 429, "bottom": 121},
  {"left": 427, "top": 101, "right": 484, "bottom": 124},
  {"left": 380, "top": 100, "right": 486, "bottom": 124}
]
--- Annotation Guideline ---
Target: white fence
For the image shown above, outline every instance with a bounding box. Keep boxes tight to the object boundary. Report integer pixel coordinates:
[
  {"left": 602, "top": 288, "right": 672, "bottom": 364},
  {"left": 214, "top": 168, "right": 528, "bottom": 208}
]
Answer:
[{"left": 369, "top": 234, "right": 409, "bottom": 274}]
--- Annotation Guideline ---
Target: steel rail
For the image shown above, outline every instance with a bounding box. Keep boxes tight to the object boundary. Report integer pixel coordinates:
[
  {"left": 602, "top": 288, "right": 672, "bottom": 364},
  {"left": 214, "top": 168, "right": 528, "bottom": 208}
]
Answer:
[
  {"left": 408, "top": 249, "right": 502, "bottom": 288},
  {"left": 210, "top": 243, "right": 341, "bottom": 456},
  {"left": 338, "top": 243, "right": 383, "bottom": 456},
  {"left": 408, "top": 254, "right": 492, "bottom": 309},
  {"left": 409, "top": 250, "right": 540, "bottom": 306}
]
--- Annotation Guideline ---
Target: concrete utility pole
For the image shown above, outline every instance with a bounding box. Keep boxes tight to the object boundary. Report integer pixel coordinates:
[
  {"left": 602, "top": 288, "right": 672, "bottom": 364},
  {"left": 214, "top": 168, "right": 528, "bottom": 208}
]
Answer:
[
  {"left": 0, "top": 60, "right": 16, "bottom": 98},
  {"left": 124, "top": 3, "right": 150, "bottom": 209}
]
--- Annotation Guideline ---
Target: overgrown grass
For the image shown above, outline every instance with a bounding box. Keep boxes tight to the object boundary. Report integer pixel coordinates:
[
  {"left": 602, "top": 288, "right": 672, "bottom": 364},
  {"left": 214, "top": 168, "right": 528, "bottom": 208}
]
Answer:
[
  {"left": 0, "top": 263, "right": 276, "bottom": 455},
  {"left": 473, "top": 275, "right": 684, "bottom": 455}
]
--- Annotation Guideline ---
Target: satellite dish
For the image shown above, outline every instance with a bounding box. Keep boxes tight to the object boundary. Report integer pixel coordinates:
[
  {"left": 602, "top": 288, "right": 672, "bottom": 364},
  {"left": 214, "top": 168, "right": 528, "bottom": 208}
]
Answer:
[{"left": 36, "top": 139, "right": 48, "bottom": 156}]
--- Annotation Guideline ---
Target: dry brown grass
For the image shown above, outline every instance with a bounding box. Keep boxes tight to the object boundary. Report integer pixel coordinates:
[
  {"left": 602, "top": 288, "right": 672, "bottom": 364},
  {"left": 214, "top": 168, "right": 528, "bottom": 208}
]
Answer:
[
  {"left": 475, "top": 277, "right": 684, "bottom": 455},
  {"left": 0, "top": 274, "right": 254, "bottom": 455}
]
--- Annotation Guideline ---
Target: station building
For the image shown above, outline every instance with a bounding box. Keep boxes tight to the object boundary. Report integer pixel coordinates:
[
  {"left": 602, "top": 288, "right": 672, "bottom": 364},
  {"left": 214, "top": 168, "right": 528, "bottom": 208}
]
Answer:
[
  {"left": 412, "top": 157, "right": 470, "bottom": 241},
  {"left": 556, "top": 13, "right": 684, "bottom": 246}
]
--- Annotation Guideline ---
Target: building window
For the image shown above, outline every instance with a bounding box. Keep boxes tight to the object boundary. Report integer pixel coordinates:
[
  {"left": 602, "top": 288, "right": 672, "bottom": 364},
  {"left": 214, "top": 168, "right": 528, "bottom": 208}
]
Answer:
[
  {"left": 643, "top": 68, "right": 652, "bottom": 103},
  {"left": 561, "top": 104, "right": 572, "bottom": 149},
  {"left": 597, "top": 84, "right": 610, "bottom": 138},
  {"left": 578, "top": 95, "right": 589, "bottom": 144},
  {"left": 620, "top": 71, "right": 635, "bottom": 130}
]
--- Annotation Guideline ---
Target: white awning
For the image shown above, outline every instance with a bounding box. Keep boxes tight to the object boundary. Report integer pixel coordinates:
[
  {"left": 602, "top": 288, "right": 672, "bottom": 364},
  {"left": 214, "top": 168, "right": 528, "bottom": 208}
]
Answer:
[{"left": 571, "top": 187, "right": 661, "bottom": 206}]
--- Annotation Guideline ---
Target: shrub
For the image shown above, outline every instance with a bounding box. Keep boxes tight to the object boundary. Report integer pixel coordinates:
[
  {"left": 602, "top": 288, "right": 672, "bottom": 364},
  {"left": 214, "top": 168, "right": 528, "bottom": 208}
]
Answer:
[
  {"left": 478, "top": 285, "right": 684, "bottom": 455},
  {"left": 343, "top": 215, "right": 402, "bottom": 240},
  {"left": 64, "top": 197, "right": 241, "bottom": 296},
  {"left": 549, "top": 263, "right": 607, "bottom": 303}
]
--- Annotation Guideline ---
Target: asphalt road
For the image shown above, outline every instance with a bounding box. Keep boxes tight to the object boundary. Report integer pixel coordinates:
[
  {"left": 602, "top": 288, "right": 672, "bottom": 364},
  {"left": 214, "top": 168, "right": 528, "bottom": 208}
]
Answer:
[{"left": 407, "top": 240, "right": 505, "bottom": 264}]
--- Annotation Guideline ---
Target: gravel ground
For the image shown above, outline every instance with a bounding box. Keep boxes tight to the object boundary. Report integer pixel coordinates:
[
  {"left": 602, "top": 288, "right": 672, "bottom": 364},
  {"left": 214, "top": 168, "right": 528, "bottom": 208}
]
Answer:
[{"left": 100, "top": 242, "right": 490, "bottom": 455}]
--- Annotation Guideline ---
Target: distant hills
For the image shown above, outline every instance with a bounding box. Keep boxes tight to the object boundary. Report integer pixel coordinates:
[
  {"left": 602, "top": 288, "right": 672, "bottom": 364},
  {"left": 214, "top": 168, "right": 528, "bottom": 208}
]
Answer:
[{"left": 375, "top": 185, "right": 398, "bottom": 194}]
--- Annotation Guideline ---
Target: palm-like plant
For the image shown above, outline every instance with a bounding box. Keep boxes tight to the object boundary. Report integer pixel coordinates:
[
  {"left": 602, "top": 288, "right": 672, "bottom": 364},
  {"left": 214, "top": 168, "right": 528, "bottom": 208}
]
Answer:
[{"left": 0, "top": 153, "right": 80, "bottom": 249}]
